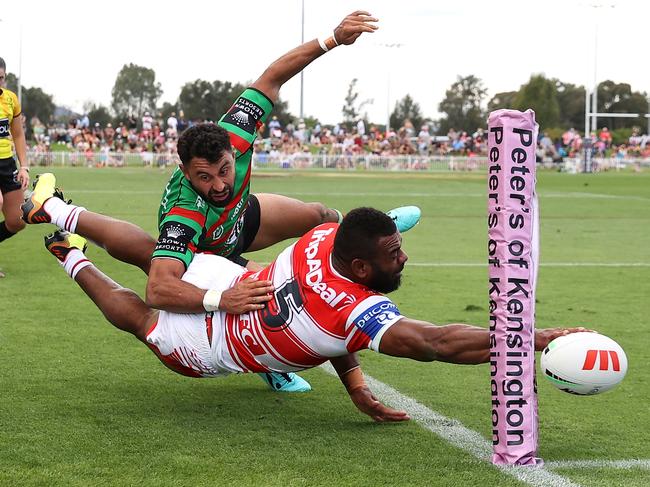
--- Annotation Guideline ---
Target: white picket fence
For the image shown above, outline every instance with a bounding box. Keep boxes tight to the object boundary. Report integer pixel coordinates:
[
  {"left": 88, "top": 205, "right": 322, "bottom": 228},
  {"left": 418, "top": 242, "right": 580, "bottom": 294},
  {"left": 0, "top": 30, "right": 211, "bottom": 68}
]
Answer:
[{"left": 26, "top": 150, "right": 650, "bottom": 172}]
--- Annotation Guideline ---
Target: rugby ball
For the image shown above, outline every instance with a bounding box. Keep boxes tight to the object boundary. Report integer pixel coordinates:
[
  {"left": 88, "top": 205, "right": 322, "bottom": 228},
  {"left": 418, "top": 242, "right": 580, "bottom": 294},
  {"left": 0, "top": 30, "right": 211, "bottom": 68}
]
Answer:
[{"left": 540, "top": 332, "right": 627, "bottom": 395}]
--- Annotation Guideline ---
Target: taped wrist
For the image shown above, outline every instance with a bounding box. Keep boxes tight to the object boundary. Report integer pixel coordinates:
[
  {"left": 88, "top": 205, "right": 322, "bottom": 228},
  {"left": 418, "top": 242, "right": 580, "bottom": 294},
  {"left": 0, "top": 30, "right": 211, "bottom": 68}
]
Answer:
[{"left": 203, "top": 289, "right": 223, "bottom": 312}]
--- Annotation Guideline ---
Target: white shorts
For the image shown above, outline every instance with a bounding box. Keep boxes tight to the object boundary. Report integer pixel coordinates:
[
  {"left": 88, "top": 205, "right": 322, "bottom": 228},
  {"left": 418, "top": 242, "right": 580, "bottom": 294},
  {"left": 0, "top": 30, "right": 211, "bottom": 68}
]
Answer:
[{"left": 145, "top": 254, "right": 247, "bottom": 378}]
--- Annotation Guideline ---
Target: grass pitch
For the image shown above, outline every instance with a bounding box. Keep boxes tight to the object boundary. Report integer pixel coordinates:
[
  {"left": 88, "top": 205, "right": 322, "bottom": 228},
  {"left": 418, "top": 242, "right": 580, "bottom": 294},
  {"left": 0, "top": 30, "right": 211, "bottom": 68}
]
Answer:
[{"left": 1, "top": 167, "right": 649, "bottom": 486}]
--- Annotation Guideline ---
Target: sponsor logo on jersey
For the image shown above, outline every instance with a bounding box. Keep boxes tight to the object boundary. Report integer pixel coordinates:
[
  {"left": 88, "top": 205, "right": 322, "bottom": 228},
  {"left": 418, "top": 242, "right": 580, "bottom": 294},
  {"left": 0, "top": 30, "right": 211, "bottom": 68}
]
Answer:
[
  {"left": 222, "top": 97, "right": 264, "bottom": 135},
  {"left": 195, "top": 195, "right": 205, "bottom": 209},
  {"left": 232, "top": 196, "right": 245, "bottom": 218},
  {"left": 212, "top": 226, "right": 224, "bottom": 240},
  {"left": 161, "top": 183, "right": 172, "bottom": 211},
  {"left": 155, "top": 221, "right": 197, "bottom": 254},
  {"left": 355, "top": 302, "right": 400, "bottom": 329},
  {"left": 231, "top": 111, "right": 249, "bottom": 125},
  {"left": 0, "top": 118, "right": 9, "bottom": 138},
  {"left": 303, "top": 228, "right": 354, "bottom": 308},
  {"left": 225, "top": 214, "right": 245, "bottom": 246},
  {"left": 165, "top": 224, "right": 185, "bottom": 239}
]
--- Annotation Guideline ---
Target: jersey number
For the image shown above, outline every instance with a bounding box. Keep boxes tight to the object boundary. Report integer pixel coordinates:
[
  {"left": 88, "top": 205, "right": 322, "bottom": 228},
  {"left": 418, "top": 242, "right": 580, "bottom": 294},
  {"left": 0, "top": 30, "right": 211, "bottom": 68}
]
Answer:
[{"left": 259, "top": 278, "right": 304, "bottom": 331}]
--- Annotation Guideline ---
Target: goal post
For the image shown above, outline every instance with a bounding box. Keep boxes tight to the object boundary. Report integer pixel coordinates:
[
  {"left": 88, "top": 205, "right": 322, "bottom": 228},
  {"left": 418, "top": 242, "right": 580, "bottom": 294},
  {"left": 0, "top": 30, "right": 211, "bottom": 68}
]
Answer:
[{"left": 487, "top": 109, "right": 541, "bottom": 465}]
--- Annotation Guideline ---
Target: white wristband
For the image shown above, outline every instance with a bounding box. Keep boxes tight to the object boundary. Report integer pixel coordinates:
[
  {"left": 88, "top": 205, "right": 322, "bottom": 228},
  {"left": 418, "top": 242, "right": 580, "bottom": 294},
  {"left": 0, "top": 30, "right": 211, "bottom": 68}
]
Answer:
[
  {"left": 318, "top": 37, "right": 329, "bottom": 52},
  {"left": 331, "top": 30, "right": 339, "bottom": 46},
  {"left": 203, "top": 289, "right": 222, "bottom": 312}
]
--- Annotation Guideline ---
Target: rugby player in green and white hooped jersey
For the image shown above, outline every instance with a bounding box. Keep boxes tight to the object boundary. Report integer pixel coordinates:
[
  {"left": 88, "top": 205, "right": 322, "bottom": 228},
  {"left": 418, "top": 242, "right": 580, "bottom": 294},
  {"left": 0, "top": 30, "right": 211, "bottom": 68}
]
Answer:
[
  {"left": 144, "top": 11, "right": 420, "bottom": 393},
  {"left": 154, "top": 87, "right": 275, "bottom": 267}
]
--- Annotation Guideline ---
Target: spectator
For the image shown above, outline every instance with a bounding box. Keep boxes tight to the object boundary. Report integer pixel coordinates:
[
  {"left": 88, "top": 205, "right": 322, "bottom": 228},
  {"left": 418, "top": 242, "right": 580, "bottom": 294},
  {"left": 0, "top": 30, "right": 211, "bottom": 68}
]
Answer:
[
  {"left": 79, "top": 113, "right": 90, "bottom": 129},
  {"left": 176, "top": 111, "right": 188, "bottom": 134},
  {"left": 417, "top": 125, "right": 431, "bottom": 155},
  {"left": 268, "top": 116, "right": 282, "bottom": 138},
  {"left": 142, "top": 111, "right": 153, "bottom": 141},
  {"left": 599, "top": 127, "right": 612, "bottom": 148},
  {"left": 127, "top": 114, "right": 137, "bottom": 131},
  {"left": 166, "top": 112, "right": 178, "bottom": 137},
  {"left": 357, "top": 119, "right": 366, "bottom": 137}
]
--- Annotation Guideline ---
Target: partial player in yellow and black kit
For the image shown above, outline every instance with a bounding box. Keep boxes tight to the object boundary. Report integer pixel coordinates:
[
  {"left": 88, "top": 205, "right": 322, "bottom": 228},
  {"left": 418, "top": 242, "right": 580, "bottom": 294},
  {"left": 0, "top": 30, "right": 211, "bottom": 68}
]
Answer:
[{"left": 0, "top": 57, "right": 31, "bottom": 275}]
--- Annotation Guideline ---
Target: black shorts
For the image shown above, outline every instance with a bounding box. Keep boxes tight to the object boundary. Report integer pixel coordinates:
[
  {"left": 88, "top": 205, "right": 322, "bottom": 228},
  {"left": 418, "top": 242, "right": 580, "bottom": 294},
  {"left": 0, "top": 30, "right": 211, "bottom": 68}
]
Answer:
[
  {"left": 228, "top": 194, "right": 261, "bottom": 267},
  {"left": 0, "top": 157, "right": 21, "bottom": 195}
]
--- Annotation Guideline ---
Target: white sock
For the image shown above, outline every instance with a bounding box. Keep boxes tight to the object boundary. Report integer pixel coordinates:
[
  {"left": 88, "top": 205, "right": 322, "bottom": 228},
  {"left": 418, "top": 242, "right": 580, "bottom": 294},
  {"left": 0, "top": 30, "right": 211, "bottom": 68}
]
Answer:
[
  {"left": 43, "top": 198, "right": 87, "bottom": 232},
  {"left": 61, "top": 248, "right": 93, "bottom": 279}
]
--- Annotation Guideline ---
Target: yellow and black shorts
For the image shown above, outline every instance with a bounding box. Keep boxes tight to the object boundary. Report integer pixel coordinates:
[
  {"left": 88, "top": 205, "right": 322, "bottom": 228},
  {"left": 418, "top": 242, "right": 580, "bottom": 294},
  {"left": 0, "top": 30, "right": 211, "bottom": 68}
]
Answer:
[{"left": 0, "top": 156, "right": 21, "bottom": 194}]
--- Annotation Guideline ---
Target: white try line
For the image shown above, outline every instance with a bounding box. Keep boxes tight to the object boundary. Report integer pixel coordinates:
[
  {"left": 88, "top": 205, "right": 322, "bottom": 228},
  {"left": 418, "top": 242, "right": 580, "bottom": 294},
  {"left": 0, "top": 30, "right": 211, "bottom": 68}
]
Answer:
[
  {"left": 407, "top": 263, "right": 650, "bottom": 268},
  {"left": 320, "top": 363, "right": 580, "bottom": 487}
]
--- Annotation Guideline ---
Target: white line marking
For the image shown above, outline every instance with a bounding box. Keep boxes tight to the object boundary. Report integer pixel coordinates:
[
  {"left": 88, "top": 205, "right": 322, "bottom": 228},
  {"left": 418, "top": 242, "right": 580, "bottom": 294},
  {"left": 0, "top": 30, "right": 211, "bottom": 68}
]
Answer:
[
  {"left": 321, "top": 363, "right": 580, "bottom": 487},
  {"left": 407, "top": 263, "right": 650, "bottom": 268},
  {"left": 546, "top": 459, "right": 650, "bottom": 470},
  {"left": 545, "top": 192, "right": 650, "bottom": 202},
  {"left": 64, "top": 189, "right": 164, "bottom": 195},
  {"left": 60, "top": 189, "right": 650, "bottom": 202}
]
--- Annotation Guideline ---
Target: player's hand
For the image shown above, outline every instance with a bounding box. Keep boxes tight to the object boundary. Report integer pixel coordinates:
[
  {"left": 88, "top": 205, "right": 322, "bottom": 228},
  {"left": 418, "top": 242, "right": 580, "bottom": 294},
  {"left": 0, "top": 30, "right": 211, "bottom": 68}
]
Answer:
[
  {"left": 348, "top": 386, "right": 410, "bottom": 423},
  {"left": 535, "top": 327, "right": 595, "bottom": 351},
  {"left": 17, "top": 167, "right": 30, "bottom": 190},
  {"left": 334, "top": 11, "right": 379, "bottom": 46},
  {"left": 219, "top": 277, "right": 274, "bottom": 314}
]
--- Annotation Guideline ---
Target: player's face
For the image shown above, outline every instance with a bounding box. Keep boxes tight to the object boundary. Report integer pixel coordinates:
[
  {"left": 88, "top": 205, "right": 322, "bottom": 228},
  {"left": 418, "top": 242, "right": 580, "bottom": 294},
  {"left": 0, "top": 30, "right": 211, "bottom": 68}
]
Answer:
[
  {"left": 182, "top": 151, "right": 235, "bottom": 207},
  {"left": 367, "top": 232, "right": 408, "bottom": 294},
  {"left": 0, "top": 68, "right": 5, "bottom": 88}
]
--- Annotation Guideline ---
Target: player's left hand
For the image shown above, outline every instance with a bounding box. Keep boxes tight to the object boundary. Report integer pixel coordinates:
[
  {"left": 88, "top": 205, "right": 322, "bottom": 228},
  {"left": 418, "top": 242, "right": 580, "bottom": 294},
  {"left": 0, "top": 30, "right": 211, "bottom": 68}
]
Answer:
[
  {"left": 17, "top": 167, "right": 30, "bottom": 190},
  {"left": 334, "top": 11, "right": 378, "bottom": 46},
  {"left": 219, "top": 277, "right": 274, "bottom": 314},
  {"left": 349, "top": 386, "right": 410, "bottom": 422},
  {"left": 535, "top": 326, "right": 595, "bottom": 351}
]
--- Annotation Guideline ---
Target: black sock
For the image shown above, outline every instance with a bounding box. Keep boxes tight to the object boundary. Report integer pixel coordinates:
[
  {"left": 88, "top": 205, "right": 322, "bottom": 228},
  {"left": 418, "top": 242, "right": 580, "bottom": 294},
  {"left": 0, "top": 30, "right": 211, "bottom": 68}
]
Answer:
[{"left": 0, "top": 221, "right": 16, "bottom": 243}]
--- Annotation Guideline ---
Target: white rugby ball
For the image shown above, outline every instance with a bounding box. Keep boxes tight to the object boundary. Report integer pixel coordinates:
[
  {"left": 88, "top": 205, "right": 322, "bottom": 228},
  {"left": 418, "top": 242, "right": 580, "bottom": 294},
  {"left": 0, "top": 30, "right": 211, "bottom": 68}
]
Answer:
[{"left": 540, "top": 332, "right": 627, "bottom": 395}]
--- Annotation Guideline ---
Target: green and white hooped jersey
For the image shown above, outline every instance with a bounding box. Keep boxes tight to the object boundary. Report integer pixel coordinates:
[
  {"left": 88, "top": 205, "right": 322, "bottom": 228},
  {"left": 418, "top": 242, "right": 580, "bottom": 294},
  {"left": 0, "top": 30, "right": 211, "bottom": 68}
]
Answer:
[{"left": 153, "top": 88, "right": 273, "bottom": 268}]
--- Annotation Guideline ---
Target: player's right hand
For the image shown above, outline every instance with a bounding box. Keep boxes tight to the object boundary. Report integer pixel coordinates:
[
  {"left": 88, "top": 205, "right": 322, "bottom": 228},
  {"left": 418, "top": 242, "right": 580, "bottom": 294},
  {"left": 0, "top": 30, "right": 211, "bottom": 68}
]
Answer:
[
  {"left": 334, "top": 11, "right": 379, "bottom": 46},
  {"left": 219, "top": 277, "right": 275, "bottom": 314},
  {"left": 534, "top": 326, "right": 595, "bottom": 351}
]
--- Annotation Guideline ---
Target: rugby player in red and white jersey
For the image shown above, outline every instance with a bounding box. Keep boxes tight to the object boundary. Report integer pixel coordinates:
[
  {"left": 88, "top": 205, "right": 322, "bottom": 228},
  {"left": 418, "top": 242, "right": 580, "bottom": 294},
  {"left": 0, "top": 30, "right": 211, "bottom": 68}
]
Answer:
[
  {"left": 22, "top": 11, "right": 421, "bottom": 393},
  {"left": 38, "top": 207, "right": 588, "bottom": 422}
]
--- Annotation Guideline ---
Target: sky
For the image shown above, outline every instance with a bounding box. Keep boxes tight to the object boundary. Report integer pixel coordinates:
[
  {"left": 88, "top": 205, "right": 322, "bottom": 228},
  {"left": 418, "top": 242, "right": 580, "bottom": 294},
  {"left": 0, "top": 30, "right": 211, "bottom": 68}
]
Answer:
[{"left": 2, "top": 0, "right": 648, "bottom": 125}]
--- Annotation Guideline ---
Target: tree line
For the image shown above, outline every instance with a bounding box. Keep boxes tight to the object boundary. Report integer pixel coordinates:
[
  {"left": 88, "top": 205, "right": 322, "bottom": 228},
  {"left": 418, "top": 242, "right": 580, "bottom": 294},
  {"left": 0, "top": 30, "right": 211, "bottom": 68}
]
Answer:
[{"left": 6, "top": 64, "right": 649, "bottom": 139}]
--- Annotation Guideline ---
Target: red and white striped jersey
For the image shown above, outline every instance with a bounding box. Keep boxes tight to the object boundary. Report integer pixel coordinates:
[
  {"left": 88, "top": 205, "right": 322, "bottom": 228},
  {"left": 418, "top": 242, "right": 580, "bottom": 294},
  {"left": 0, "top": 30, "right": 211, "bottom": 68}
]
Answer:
[{"left": 148, "top": 223, "right": 404, "bottom": 377}]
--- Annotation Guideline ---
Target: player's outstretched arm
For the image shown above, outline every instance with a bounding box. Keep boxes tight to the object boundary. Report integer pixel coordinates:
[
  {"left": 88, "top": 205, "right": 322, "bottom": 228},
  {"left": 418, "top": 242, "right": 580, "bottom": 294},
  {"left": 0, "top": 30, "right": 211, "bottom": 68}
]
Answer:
[
  {"left": 146, "top": 258, "right": 274, "bottom": 314},
  {"left": 330, "top": 354, "right": 409, "bottom": 423},
  {"left": 379, "top": 318, "right": 591, "bottom": 365},
  {"left": 251, "top": 10, "right": 378, "bottom": 103}
]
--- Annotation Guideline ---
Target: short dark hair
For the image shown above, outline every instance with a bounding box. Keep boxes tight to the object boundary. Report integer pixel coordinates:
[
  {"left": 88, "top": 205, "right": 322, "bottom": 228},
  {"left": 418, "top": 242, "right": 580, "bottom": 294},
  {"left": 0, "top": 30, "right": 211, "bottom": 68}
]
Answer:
[
  {"left": 333, "top": 207, "right": 397, "bottom": 263},
  {"left": 0, "top": 57, "right": 5, "bottom": 71},
  {"left": 177, "top": 123, "right": 231, "bottom": 165}
]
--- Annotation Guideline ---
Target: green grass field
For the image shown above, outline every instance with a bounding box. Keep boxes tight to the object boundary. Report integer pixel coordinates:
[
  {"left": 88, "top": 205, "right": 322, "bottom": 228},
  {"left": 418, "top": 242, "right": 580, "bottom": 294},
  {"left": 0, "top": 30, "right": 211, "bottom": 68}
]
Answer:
[{"left": 1, "top": 167, "right": 649, "bottom": 486}]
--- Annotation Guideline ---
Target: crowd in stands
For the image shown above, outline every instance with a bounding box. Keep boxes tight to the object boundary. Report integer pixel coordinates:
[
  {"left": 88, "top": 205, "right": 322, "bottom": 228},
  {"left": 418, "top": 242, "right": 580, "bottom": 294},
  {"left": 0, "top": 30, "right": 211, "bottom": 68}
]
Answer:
[
  {"left": 255, "top": 118, "right": 650, "bottom": 169},
  {"left": 537, "top": 126, "right": 650, "bottom": 163},
  {"left": 26, "top": 111, "right": 650, "bottom": 169},
  {"left": 257, "top": 116, "right": 487, "bottom": 159},
  {"left": 29, "top": 112, "right": 187, "bottom": 167}
]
